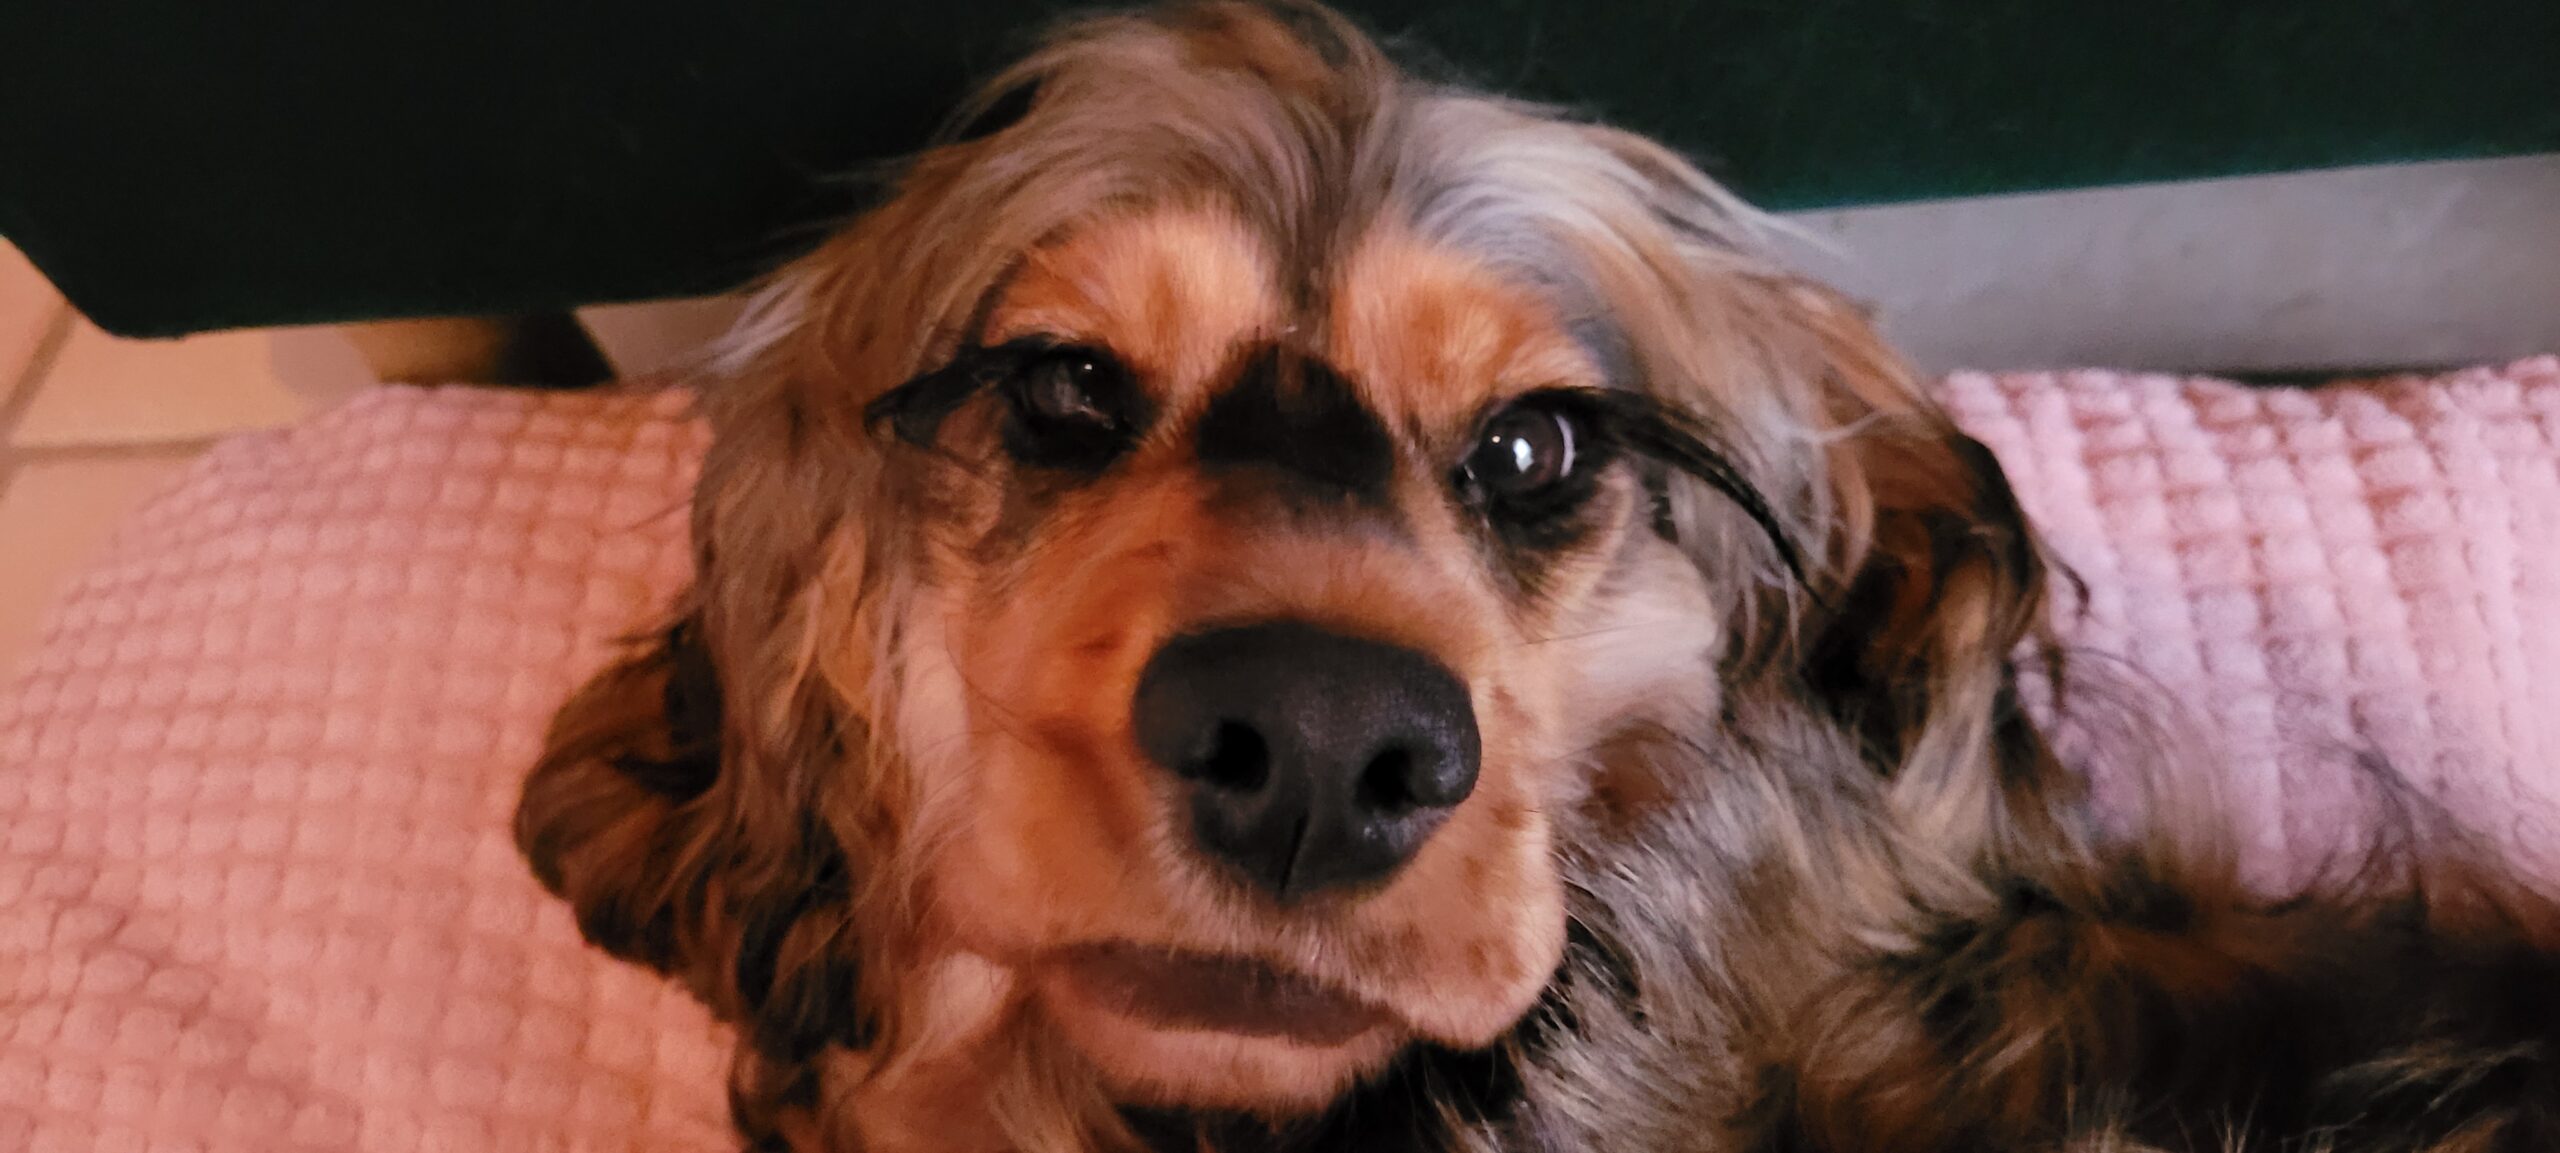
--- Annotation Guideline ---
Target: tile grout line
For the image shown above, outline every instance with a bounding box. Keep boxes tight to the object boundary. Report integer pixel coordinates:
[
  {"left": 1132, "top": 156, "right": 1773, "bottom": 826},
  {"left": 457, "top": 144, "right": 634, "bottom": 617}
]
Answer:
[
  {"left": 0, "top": 308, "right": 231, "bottom": 499},
  {"left": 10, "top": 438, "right": 224, "bottom": 465},
  {"left": 0, "top": 304, "right": 79, "bottom": 505}
]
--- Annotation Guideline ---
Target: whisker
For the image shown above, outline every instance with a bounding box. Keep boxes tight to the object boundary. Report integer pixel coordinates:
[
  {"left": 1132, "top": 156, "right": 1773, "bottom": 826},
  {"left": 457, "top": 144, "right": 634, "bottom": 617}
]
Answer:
[
  {"left": 939, "top": 634, "right": 1043, "bottom": 754},
  {"left": 1509, "top": 621, "right": 1663, "bottom": 650}
]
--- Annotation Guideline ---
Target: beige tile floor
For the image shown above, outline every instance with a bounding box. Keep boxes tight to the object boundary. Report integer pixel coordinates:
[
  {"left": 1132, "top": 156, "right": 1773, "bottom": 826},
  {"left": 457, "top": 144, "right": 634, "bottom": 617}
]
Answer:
[{"left": 0, "top": 239, "right": 376, "bottom": 677}]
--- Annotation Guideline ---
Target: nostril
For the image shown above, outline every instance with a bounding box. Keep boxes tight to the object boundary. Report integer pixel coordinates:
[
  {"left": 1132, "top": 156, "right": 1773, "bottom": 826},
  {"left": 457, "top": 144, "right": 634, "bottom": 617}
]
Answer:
[
  {"left": 1360, "top": 740, "right": 1476, "bottom": 814},
  {"left": 1357, "top": 746, "right": 1421, "bottom": 813},
  {"left": 1183, "top": 720, "right": 1270, "bottom": 792}
]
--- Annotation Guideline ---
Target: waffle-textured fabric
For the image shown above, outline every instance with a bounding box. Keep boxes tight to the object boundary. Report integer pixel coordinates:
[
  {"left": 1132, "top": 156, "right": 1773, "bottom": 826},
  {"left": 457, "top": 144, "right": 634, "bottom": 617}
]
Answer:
[
  {"left": 3, "top": 360, "right": 2558, "bottom": 1149},
  {"left": 1946, "top": 359, "right": 2560, "bottom": 878}
]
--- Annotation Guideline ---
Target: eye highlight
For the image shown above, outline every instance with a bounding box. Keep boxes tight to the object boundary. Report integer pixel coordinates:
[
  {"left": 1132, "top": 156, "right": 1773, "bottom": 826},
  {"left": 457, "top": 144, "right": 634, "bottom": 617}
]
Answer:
[
  {"left": 1463, "top": 406, "right": 1578, "bottom": 501},
  {"left": 1016, "top": 350, "right": 1120, "bottom": 428},
  {"left": 1454, "top": 397, "right": 1601, "bottom": 535}
]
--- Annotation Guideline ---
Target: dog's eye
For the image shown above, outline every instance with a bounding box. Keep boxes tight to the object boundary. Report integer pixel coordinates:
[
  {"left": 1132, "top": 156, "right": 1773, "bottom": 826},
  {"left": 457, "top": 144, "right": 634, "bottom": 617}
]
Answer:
[
  {"left": 1021, "top": 352, "right": 1118, "bottom": 427},
  {"left": 1460, "top": 404, "right": 1580, "bottom": 504},
  {"left": 1001, "top": 346, "right": 1144, "bottom": 472}
]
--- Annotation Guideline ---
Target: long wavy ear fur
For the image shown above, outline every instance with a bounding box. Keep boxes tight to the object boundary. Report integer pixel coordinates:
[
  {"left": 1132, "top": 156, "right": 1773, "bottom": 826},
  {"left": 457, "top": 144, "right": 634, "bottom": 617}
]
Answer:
[
  {"left": 514, "top": 611, "right": 873, "bottom": 1142},
  {"left": 1774, "top": 285, "right": 2072, "bottom": 860},
  {"left": 510, "top": 16, "right": 1066, "bottom": 1122},
  {"left": 1657, "top": 266, "right": 2065, "bottom": 863},
  {"left": 515, "top": 620, "right": 719, "bottom": 972},
  {"left": 1797, "top": 351, "right": 2050, "bottom": 774}
]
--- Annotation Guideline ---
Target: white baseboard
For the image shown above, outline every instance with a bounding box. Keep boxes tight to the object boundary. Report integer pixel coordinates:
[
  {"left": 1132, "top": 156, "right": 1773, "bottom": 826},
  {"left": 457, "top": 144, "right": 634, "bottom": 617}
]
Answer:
[{"left": 1778, "top": 153, "right": 2560, "bottom": 377}]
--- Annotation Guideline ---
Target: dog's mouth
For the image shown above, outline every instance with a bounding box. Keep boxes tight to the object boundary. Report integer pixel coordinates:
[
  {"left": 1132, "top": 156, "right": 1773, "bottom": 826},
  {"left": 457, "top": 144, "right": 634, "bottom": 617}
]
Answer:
[{"left": 1043, "top": 943, "right": 1396, "bottom": 1046}]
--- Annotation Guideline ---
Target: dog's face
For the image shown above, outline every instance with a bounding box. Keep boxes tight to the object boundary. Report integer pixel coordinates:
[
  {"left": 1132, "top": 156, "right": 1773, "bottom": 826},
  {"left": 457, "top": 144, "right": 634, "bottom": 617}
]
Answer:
[
  {"left": 521, "top": 3, "right": 2050, "bottom": 1137},
  {"left": 885, "top": 203, "right": 1725, "bottom": 1107}
]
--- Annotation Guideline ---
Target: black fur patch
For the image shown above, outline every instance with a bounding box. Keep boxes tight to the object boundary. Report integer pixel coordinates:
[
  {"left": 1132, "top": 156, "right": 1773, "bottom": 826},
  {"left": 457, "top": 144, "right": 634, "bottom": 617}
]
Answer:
[
  {"left": 1196, "top": 344, "right": 1395, "bottom": 506},
  {"left": 1799, "top": 430, "right": 2036, "bottom": 772},
  {"left": 1759, "top": 849, "right": 2560, "bottom": 1152},
  {"left": 610, "top": 619, "right": 721, "bottom": 801},
  {"left": 571, "top": 873, "right": 690, "bottom": 973},
  {"left": 731, "top": 817, "right": 874, "bottom": 1060}
]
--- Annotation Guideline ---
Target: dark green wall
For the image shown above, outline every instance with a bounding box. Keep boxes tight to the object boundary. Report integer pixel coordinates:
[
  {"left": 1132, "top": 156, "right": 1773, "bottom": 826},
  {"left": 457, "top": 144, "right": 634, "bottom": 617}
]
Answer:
[{"left": 3, "top": 1, "right": 2553, "bottom": 336}]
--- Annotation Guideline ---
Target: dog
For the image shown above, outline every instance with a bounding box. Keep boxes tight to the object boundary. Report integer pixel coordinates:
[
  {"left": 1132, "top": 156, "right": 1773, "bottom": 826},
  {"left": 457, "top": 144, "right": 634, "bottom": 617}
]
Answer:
[{"left": 514, "top": 4, "right": 2560, "bottom": 1149}]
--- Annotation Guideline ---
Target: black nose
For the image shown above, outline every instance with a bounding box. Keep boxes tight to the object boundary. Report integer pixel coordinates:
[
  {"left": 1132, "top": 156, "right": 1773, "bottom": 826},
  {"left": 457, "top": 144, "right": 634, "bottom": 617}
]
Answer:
[{"left": 1132, "top": 622, "right": 1480, "bottom": 902}]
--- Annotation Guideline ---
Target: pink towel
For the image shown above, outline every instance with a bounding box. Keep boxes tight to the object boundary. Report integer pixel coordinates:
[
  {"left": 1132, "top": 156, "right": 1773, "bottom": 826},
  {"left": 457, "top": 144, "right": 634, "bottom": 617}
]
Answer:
[{"left": 3, "top": 360, "right": 2557, "bottom": 1150}]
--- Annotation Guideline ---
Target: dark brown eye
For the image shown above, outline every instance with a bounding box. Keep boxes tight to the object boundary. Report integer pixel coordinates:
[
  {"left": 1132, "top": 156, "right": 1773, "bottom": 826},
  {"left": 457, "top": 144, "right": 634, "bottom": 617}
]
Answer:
[
  {"left": 1461, "top": 404, "right": 1579, "bottom": 502},
  {"left": 1002, "top": 346, "right": 1146, "bottom": 472},
  {"left": 1020, "top": 352, "right": 1119, "bottom": 429}
]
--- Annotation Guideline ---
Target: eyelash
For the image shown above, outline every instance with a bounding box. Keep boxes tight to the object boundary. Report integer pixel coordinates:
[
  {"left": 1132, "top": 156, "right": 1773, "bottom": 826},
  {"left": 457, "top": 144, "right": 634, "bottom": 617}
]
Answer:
[{"left": 860, "top": 338, "right": 1150, "bottom": 473}]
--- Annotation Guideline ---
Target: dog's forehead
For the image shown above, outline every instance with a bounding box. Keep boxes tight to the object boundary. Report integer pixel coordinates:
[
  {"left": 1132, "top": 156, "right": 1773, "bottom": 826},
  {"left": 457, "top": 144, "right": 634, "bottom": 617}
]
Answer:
[
  {"left": 1325, "top": 229, "right": 1603, "bottom": 432},
  {"left": 986, "top": 205, "right": 1281, "bottom": 393},
  {"left": 982, "top": 203, "right": 1602, "bottom": 429}
]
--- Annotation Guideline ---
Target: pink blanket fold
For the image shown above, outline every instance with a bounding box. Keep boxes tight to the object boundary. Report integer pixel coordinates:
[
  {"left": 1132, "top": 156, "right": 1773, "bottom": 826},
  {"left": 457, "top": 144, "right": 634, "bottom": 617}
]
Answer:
[
  {"left": 1, "top": 388, "right": 730, "bottom": 1152},
  {"left": 4, "top": 360, "right": 2558, "bottom": 1150}
]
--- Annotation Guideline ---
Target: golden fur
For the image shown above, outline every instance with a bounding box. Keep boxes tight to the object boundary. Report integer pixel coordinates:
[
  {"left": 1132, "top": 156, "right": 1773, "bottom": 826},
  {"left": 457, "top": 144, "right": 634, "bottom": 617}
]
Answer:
[{"left": 517, "top": 4, "right": 2560, "bottom": 1150}]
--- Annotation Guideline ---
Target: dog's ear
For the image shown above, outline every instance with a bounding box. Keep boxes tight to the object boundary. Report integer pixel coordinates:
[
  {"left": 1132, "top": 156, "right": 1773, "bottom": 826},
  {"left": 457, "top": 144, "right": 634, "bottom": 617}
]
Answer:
[
  {"left": 514, "top": 610, "right": 876, "bottom": 1144},
  {"left": 1739, "top": 279, "right": 2068, "bottom": 852},
  {"left": 516, "top": 60, "right": 1048, "bottom": 1111},
  {"left": 508, "top": 300, "right": 911, "bottom": 1130},
  {"left": 1784, "top": 287, "right": 2049, "bottom": 748},
  {"left": 515, "top": 620, "right": 717, "bottom": 973}
]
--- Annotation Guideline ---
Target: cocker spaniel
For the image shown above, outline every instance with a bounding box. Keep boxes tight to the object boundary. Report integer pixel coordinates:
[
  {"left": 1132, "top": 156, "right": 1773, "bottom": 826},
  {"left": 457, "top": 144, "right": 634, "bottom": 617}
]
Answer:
[{"left": 515, "top": 4, "right": 2560, "bottom": 1149}]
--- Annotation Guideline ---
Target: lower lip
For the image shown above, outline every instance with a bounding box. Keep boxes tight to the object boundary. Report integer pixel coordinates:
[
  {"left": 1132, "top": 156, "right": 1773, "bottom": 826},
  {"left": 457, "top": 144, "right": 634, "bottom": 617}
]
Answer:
[{"left": 1046, "top": 944, "right": 1395, "bottom": 1047}]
